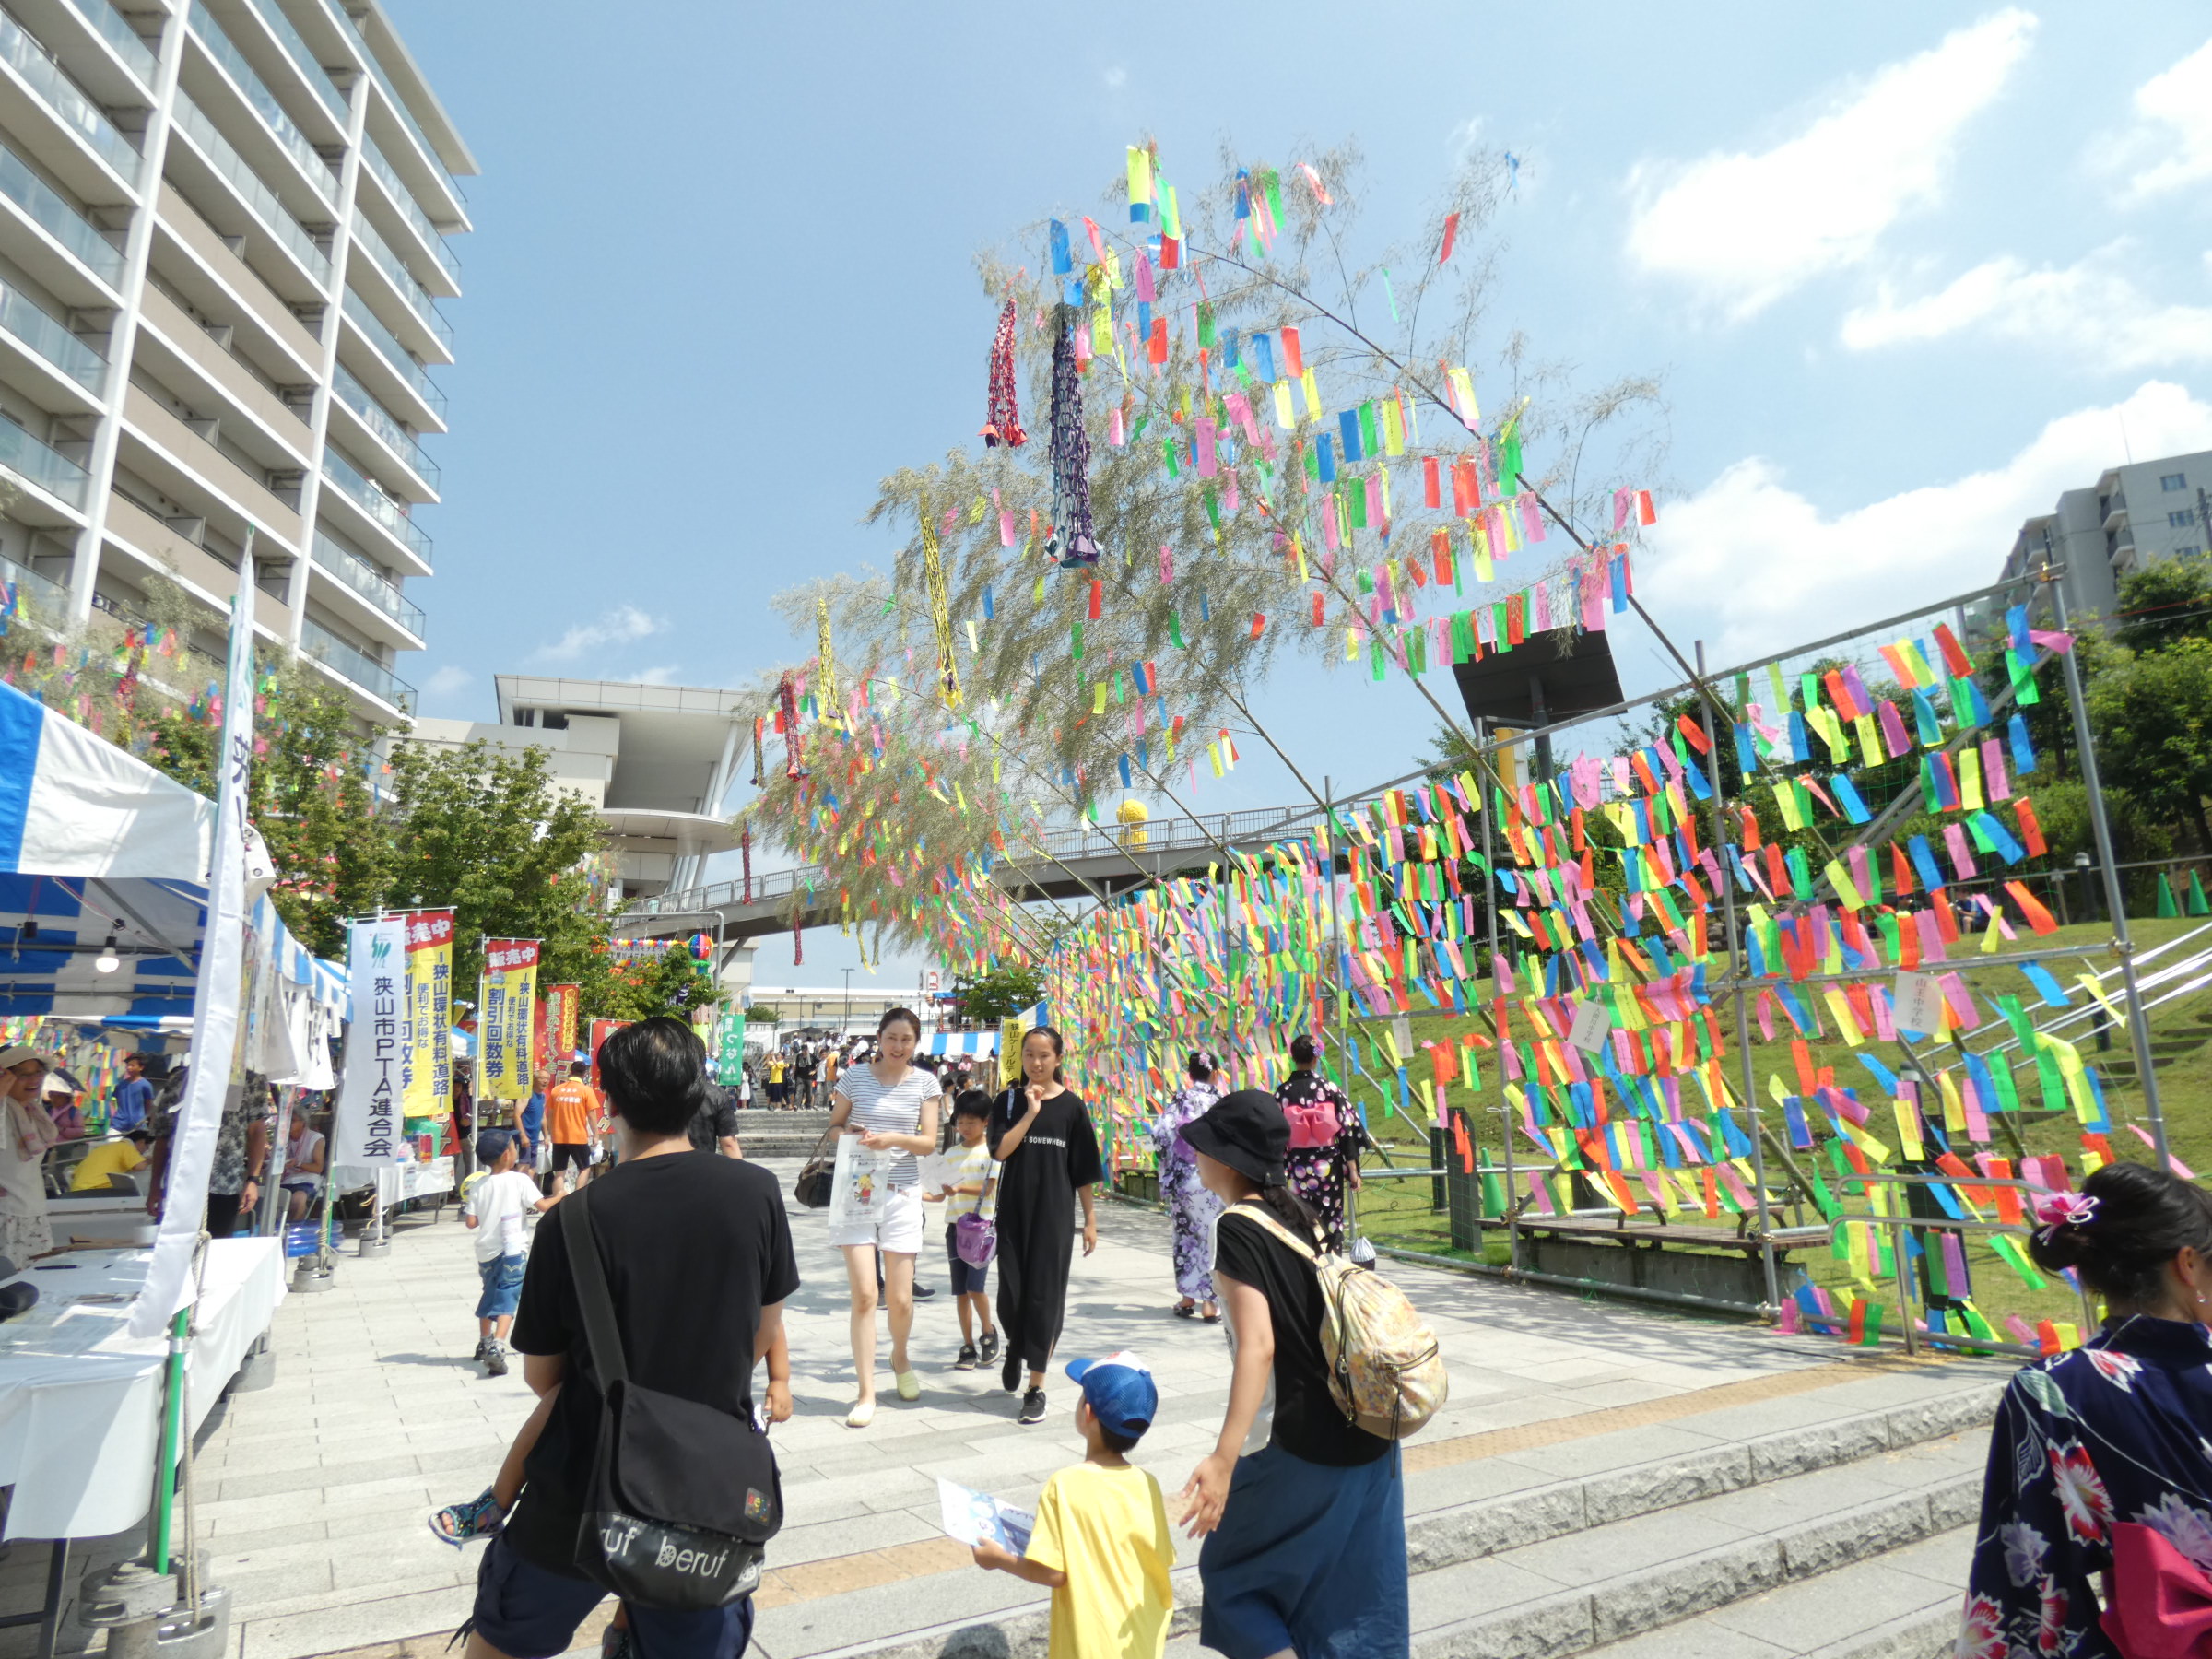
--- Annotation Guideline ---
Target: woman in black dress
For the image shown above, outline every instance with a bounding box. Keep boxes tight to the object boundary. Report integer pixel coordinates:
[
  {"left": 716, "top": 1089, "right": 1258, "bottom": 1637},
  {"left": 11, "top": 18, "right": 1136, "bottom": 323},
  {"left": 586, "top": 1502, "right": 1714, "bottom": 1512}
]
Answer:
[{"left": 988, "top": 1027, "right": 1101, "bottom": 1424}]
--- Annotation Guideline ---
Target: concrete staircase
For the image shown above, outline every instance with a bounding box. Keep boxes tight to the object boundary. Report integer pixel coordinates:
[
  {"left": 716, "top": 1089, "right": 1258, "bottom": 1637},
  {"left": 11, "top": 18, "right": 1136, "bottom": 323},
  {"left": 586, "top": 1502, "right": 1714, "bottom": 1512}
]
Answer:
[
  {"left": 805, "top": 1361, "right": 2000, "bottom": 1659},
  {"left": 736, "top": 1107, "right": 839, "bottom": 1159}
]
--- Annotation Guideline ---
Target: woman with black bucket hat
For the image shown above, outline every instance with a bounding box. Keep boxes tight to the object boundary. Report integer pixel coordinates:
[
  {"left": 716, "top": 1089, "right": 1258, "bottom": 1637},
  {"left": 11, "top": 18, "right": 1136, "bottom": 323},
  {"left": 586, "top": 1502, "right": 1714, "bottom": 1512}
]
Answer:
[{"left": 1175, "top": 1088, "right": 1408, "bottom": 1659}]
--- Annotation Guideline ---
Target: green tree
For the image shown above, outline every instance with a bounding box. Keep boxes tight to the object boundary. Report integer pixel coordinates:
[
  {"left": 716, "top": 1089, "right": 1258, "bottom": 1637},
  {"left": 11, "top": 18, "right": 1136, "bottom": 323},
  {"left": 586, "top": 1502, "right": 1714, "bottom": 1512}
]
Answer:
[
  {"left": 379, "top": 740, "right": 617, "bottom": 999},
  {"left": 2087, "top": 640, "right": 2212, "bottom": 853},
  {"left": 953, "top": 961, "right": 1044, "bottom": 1023},
  {"left": 2114, "top": 555, "right": 2212, "bottom": 655},
  {"left": 147, "top": 666, "right": 395, "bottom": 959},
  {"left": 598, "top": 943, "right": 724, "bottom": 1023}
]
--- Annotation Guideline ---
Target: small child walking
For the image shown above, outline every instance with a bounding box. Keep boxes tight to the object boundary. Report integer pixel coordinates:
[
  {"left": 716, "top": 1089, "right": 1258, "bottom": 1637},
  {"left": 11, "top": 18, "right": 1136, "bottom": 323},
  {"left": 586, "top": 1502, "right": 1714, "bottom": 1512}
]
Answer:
[
  {"left": 927, "top": 1091, "right": 1000, "bottom": 1371},
  {"left": 971, "top": 1351, "right": 1173, "bottom": 1658},
  {"left": 465, "top": 1130, "right": 562, "bottom": 1378}
]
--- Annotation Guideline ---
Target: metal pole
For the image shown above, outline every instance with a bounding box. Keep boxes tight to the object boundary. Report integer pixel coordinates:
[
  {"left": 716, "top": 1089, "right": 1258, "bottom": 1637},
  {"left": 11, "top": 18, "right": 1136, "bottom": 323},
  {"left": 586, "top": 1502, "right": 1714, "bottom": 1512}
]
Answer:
[
  {"left": 1477, "top": 720, "right": 1518, "bottom": 1272},
  {"left": 2043, "top": 567, "right": 2171, "bottom": 1162},
  {"left": 1695, "top": 641, "right": 1782, "bottom": 1315},
  {"left": 1888, "top": 1218, "right": 1917, "bottom": 1358}
]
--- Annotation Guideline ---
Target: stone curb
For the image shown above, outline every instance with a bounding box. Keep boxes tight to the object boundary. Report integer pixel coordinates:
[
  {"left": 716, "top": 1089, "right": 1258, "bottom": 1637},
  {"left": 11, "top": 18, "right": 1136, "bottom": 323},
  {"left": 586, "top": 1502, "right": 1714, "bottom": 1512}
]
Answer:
[{"left": 1803, "top": 1602, "right": 1959, "bottom": 1659}]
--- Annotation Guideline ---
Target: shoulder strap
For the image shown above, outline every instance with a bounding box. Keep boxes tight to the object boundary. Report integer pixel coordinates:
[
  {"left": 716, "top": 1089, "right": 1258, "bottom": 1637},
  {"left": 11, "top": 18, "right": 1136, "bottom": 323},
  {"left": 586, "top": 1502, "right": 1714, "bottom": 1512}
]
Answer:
[
  {"left": 1228, "top": 1200, "right": 1318, "bottom": 1265},
  {"left": 559, "top": 1188, "right": 629, "bottom": 1389}
]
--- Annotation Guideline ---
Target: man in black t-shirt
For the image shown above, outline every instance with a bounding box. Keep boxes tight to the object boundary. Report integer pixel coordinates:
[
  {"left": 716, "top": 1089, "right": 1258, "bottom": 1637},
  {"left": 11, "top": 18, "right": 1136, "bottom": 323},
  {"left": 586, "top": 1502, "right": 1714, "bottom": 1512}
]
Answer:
[
  {"left": 685, "top": 1082, "right": 743, "bottom": 1158},
  {"left": 459, "top": 1018, "right": 797, "bottom": 1659}
]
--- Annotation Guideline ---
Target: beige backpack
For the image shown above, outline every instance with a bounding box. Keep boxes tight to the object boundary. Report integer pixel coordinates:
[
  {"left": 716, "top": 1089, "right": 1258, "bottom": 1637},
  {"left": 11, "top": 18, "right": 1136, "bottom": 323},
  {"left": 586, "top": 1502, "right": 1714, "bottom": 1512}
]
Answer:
[{"left": 1230, "top": 1204, "right": 1448, "bottom": 1441}]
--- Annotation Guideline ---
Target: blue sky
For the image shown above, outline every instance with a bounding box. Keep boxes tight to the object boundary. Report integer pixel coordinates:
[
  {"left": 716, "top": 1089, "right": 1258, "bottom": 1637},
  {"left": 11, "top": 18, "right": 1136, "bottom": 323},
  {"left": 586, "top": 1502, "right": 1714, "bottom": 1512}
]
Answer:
[{"left": 386, "top": 1, "right": 2212, "bottom": 988}]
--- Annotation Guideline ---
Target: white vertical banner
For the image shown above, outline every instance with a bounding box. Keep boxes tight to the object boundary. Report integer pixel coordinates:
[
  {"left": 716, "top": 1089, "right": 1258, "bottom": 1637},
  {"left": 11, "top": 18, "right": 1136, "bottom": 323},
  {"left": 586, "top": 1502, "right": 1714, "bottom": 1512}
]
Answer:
[
  {"left": 332, "top": 917, "right": 407, "bottom": 1174},
  {"left": 129, "top": 553, "right": 258, "bottom": 1338}
]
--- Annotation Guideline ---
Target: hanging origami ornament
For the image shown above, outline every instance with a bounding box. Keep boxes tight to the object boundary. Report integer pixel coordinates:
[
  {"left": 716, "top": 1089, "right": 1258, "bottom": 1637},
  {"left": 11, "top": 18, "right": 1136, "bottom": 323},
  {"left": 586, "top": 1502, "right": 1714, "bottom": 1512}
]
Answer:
[
  {"left": 816, "top": 598, "right": 842, "bottom": 732},
  {"left": 981, "top": 300, "right": 1027, "bottom": 449},
  {"left": 1043, "top": 312, "right": 1100, "bottom": 567},
  {"left": 921, "top": 504, "right": 960, "bottom": 708},
  {"left": 778, "top": 675, "right": 806, "bottom": 779}
]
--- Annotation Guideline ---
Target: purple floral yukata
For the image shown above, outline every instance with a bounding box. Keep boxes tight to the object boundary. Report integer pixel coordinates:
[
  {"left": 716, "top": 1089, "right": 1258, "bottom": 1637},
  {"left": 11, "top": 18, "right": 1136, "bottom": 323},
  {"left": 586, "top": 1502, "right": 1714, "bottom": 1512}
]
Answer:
[{"left": 1152, "top": 1082, "right": 1222, "bottom": 1302}]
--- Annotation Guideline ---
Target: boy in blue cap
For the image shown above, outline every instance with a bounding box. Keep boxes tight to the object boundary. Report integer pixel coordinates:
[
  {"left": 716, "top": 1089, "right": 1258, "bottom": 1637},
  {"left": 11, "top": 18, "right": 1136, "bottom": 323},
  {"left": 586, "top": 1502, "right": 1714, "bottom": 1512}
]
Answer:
[{"left": 971, "top": 1350, "right": 1174, "bottom": 1657}]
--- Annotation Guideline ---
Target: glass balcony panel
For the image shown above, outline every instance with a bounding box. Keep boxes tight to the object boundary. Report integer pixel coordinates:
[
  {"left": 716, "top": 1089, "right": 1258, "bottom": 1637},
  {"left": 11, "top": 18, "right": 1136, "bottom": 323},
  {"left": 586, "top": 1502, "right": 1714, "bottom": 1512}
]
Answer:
[
  {"left": 301, "top": 615, "right": 410, "bottom": 709},
  {"left": 171, "top": 93, "right": 331, "bottom": 284},
  {"left": 0, "top": 414, "right": 88, "bottom": 505},
  {"left": 239, "top": 0, "right": 342, "bottom": 118},
  {"left": 0, "top": 277, "right": 103, "bottom": 386},
  {"left": 321, "top": 442, "right": 430, "bottom": 563},
  {"left": 348, "top": 210, "right": 451, "bottom": 347},
  {"left": 0, "top": 141, "right": 121, "bottom": 283},
  {"left": 312, "top": 531, "right": 421, "bottom": 637},
  {"left": 359, "top": 137, "right": 458, "bottom": 282},
  {"left": 187, "top": 2, "right": 335, "bottom": 203},
  {"left": 331, "top": 361, "right": 435, "bottom": 486},
  {"left": 340, "top": 287, "right": 443, "bottom": 415},
  {"left": 322, "top": 2, "right": 460, "bottom": 206},
  {"left": 0, "top": 548, "right": 67, "bottom": 614},
  {"left": 62, "top": 0, "right": 154, "bottom": 84},
  {"left": 0, "top": 5, "right": 139, "bottom": 180}
]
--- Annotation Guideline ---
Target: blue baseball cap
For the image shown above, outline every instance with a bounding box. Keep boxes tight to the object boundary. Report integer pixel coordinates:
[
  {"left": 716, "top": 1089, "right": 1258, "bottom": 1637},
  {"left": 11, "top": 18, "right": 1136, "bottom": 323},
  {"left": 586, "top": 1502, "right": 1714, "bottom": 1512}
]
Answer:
[
  {"left": 474, "top": 1128, "right": 514, "bottom": 1164},
  {"left": 1065, "top": 1351, "right": 1159, "bottom": 1441}
]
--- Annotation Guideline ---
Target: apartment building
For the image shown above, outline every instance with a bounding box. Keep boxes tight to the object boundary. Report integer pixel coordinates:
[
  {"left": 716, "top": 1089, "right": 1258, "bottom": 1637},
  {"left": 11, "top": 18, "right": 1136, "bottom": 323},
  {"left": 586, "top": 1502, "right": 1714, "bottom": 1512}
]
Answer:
[
  {"left": 1998, "top": 449, "right": 2212, "bottom": 631},
  {"left": 0, "top": 0, "right": 469, "bottom": 720}
]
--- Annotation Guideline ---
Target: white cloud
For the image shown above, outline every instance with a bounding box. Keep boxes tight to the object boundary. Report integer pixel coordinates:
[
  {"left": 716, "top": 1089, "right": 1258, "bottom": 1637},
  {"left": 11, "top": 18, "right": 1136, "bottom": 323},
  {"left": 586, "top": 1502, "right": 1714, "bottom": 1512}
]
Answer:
[
  {"left": 1624, "top": 10, "right": 2037, "bottom": 318},
  {"left": 422, "top": 665, "right": 472, "bottom": 698},
  {"left": 1102, "top": 65, "right": 1127, "bottom": 89},
  {"left": 2118, "top": 36, "right": 2212, "bottom": 201},
  {"left": 1640, "top": 381, "right": 2212, "bottom": 662},
  {"left": 532, "top": 605, "right": 664, "bottom": 664},
  {"left": 1841, "top": 247, "right": 2212, "bottom": 365},
  {"left": 625, "top": 665, "right": 682, "bottom": 687}
]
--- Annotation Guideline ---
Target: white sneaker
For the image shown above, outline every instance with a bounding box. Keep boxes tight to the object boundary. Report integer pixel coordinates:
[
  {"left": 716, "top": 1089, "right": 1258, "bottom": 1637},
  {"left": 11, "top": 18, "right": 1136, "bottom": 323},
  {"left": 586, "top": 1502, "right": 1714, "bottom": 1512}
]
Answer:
[{"left": 844, "top": 1399, "right": 876, "bottom": 1429}]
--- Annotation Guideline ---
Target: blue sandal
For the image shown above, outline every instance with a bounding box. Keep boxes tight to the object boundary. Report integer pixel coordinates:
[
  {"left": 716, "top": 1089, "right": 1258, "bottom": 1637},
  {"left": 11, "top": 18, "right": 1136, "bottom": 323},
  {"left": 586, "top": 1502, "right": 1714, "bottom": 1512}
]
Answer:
[{"left": 430, "top": 1488, "right": 506, "bottom": 1547}]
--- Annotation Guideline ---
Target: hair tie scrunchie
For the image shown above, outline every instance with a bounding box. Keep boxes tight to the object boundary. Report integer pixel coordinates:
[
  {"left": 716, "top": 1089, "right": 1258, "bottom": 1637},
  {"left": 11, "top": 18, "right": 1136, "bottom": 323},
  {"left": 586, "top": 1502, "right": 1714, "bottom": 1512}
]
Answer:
[{"left": 2032, "top": 1192, "right": 2099, "bottom": 1243}]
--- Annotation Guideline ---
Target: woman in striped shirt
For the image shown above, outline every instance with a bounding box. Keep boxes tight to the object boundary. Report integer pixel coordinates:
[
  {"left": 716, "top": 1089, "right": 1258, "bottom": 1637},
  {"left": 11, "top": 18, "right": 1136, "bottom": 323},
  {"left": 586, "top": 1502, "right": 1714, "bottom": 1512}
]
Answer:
[{"left": 828, "top": 1006, "right": 944, "bottom": 1427}]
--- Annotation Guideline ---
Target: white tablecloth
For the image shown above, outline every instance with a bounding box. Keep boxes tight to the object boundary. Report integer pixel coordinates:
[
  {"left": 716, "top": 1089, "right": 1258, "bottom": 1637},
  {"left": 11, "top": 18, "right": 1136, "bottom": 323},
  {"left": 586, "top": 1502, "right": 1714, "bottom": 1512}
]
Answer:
[
  {"left": 0, "top": 1239, "right": 286, "bottom": 1539},
  {"left": 330, "top": 1156, "right": 455, "bottom": 1207}
]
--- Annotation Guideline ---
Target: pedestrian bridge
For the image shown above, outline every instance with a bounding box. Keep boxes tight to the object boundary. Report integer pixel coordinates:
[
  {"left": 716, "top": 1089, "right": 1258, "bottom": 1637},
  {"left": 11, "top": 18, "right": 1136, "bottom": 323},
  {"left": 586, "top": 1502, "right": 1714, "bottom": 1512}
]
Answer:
[{"left": 613, "top": 805, "right": 1323, "bottom": 940}]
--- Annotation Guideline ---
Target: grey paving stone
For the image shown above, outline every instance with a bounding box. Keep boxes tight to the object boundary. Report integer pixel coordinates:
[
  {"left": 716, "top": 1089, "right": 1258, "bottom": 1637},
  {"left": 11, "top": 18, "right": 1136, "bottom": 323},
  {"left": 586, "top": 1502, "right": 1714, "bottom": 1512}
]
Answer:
[{"left": 1705, "top": 1555, "right": 1962, "bottom": 1645}]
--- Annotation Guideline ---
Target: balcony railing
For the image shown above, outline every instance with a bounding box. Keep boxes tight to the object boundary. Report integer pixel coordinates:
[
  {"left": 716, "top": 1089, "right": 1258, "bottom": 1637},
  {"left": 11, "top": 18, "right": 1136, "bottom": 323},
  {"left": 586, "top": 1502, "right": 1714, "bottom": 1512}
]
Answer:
[
  {"left": 324, "top": 2, "right": 461, "bottom": 206},
  {"left": 171, "top": 93, "right": 331, "bottom": 285},
  {"left": 331, "top": 362, "right": 436, "bottom": 486},
  {"left": 321, "top": 443, "right": 430, "bottom": 562},
  {"left": 348, "top": 210, "right": 452, "bottom": 348},
  {"left": 187, "top": 2, "right": 335, "bottom": 204},
  {"left": 340, "top": 287, "right": 443, "bottom": 415},
  {"left": 240, "top": 0, "right": 343, "bottom": 119},
  {"left": 0, "top": 4, "right": 140, "bottom": 181},
  {"left": 63, "top": 0, "right": 155, "bottom": 85},
  {"left": 0, "top": 278, "right": 103, "bottom": 387},
  {"left": 0, "top": 415, "right": 89, "bottom": 506},
  {"left": 301, "top": 615, "right": 411, "bottom": 710},
  {"left": 0, "top": 549, "right": 67, "bottom": 615},
  {"left": 360, "top": 136, "right": 459, "bottom": 282},
  {"left": 312, "top": 531, "right": 422, "bottom": 638},
  {"left": 0, "top": 139, "right": 122, "bottom": 284}
]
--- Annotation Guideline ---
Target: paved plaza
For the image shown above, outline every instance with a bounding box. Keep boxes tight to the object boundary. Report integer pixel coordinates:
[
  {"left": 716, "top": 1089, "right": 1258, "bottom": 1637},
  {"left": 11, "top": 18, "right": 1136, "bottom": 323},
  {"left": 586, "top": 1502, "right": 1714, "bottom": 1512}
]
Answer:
[{"left": 17, "top": 1156, "right": 2005, "bottom": 1657}]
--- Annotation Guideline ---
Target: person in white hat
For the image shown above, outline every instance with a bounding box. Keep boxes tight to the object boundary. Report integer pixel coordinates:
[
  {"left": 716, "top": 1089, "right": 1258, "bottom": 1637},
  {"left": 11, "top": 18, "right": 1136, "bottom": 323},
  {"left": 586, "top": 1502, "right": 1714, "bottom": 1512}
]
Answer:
[{"left": 0, "top": 1048, "right": 58, "bottom": 1264}]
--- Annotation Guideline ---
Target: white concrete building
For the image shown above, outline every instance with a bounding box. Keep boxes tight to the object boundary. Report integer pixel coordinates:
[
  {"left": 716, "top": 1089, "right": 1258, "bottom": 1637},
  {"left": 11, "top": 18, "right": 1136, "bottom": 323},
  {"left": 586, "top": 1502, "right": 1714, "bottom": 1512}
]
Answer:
[
  {"left": 2000, "top": 450, "right": 2212, "bottom": 630},
  {"left": 0, "top": 0, "right": 468, "bottom": 720},
  {"left": 409, "top": 674, "right": 749, "bottom": 901}
]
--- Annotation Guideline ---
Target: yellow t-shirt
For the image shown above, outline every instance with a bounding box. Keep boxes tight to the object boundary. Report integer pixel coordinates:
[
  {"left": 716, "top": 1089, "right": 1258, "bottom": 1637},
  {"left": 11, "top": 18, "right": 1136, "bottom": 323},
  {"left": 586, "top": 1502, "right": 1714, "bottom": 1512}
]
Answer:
[
  {"left": 70, "top": 1139, "right": 146, "bottom": 1192},
  {"left": 940, "top": 1141, "right": 997, "bottom": 1219},
  {"left": 1023, "top": 1462, "right": 1173, "bottom": 1659}
]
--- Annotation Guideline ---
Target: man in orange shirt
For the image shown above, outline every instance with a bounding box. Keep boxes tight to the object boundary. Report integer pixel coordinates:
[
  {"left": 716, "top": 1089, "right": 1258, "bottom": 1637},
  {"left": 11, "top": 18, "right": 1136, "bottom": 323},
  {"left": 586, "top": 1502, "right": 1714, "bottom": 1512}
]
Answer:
[{"left": 545, "top": 1064, "right": 601, "bottom": 1187}]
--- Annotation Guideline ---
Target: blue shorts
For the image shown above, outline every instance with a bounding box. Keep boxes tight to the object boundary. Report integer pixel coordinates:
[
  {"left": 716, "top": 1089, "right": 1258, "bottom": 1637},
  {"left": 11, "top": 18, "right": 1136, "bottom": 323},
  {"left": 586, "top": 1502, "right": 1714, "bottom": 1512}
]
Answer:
[
  {"left": 945, "top": 1221, "right": 989, "bottom": 1295},
  {"left": 468, "top": 1535, "right": 754, "bottom": 1659},
  {"left": 475, "top": 1253, "right": 526, "bottom": 1320}
]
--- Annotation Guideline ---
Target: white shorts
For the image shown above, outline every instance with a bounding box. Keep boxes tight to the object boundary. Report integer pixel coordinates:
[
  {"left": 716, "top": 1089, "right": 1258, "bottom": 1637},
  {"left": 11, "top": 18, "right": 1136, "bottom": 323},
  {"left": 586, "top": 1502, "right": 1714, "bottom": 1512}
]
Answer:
[{"left": 828, "top": 1184, "right": 925, "bottom": 1253}]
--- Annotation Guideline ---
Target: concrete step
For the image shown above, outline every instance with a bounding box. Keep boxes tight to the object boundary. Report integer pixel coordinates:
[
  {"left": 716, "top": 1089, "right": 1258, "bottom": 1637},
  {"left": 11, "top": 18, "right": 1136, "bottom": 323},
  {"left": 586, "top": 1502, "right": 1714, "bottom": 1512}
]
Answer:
[
  {"left": 782, "top": 1363, "right": 2002, "bottom": 1659},
  {"left": 1571, "top": 1526, "right": 1969, "bottom": 1659}
]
